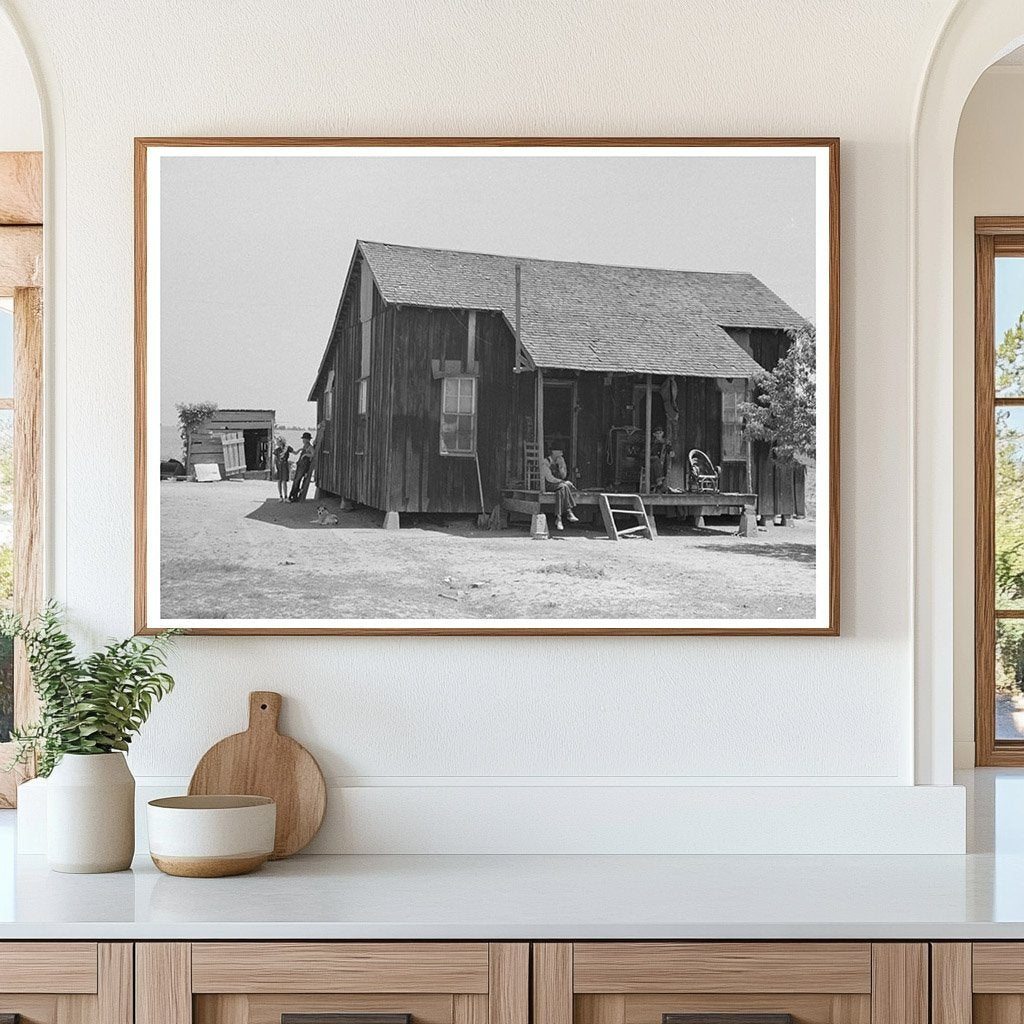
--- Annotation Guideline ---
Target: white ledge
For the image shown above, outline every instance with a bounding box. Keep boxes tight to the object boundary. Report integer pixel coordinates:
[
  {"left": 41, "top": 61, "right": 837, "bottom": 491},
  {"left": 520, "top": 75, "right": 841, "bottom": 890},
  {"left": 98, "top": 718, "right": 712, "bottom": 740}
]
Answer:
[{"left": 0, "top": 849, "right": 1022, "bottom": 940}]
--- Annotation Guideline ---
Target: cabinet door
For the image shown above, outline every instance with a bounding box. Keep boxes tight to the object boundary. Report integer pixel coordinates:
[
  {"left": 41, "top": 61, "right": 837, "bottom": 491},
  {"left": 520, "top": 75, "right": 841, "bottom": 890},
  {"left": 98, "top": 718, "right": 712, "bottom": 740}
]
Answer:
[
  {"left": 0, "top": 943, "right": 131, "bottom": 1024},
  {"left": 941, "top": 943, "right": 1024, "bottom": 1024},
  {"left": 533, "top": 944, "right": 928, "bottom": 1024},
  {"left": 137, "top": 943, "right": 528, "bottom": 1024}
]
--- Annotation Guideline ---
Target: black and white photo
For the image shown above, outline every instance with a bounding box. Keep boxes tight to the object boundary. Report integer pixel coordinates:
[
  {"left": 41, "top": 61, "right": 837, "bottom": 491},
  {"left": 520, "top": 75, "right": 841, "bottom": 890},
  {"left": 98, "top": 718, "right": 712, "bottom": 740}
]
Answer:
[{"left": 136, "top": 139, "right": 838, "bottom": 634}]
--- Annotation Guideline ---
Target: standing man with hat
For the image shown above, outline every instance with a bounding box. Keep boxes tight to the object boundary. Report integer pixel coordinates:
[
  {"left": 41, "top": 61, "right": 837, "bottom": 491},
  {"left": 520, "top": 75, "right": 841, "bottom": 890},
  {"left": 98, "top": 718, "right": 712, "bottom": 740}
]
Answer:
[{"left": 288, "top": 431, "right": 315, "bottom": 501}]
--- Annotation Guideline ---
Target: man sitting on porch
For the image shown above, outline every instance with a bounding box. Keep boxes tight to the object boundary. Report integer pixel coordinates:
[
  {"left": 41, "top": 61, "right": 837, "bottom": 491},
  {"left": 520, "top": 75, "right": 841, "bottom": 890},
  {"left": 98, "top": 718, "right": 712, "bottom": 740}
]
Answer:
[
  {"left": 541, "top": 446, "right": 579, "bottom": 532},
  {"left": 650, "top": 427, "right": 682, "bottom": 494}
]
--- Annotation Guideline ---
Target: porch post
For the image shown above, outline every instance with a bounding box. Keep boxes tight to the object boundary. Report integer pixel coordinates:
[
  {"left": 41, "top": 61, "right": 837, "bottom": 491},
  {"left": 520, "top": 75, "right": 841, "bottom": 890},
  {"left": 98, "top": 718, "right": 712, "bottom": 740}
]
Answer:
[
  {"left": 536, "top": 367, "right": 545, "bottom": 469},
  {"left": 744, "top": 380, "right": 753, "bottom": 492},
  {"left": 644, "top": 373, "right": 652, "bottom": 493}
]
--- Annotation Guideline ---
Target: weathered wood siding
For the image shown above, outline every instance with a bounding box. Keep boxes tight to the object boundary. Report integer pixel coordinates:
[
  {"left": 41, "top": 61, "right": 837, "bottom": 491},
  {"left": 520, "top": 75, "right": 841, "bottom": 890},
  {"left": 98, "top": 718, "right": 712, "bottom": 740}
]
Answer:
[
  {"left": 314, "top": 267, "right": 393, "bottom": 509},
  {"left": 313, "top": 289, "right": 354, "bottom": 499},
  {"left": 385, "top": 306, "right": 525, "bottom": 513},
  {"left": 311, "top": 278, "right": 798, "bottom": 511}
]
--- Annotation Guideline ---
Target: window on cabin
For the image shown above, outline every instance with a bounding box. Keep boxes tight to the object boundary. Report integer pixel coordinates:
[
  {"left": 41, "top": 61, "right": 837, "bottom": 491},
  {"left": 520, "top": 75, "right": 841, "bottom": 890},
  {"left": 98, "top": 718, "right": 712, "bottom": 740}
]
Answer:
[
  {"left": 324, "top": 369, "right": 334, "bottom": 422},
  {"left": 440, "top": 376, "right": 477, "bottom": 456},
  {"left": 355, "top": 378, "right": 368, "bottom": 454},
  {"left": 720, "top": 383, "right": 746, "bottom": 461}
]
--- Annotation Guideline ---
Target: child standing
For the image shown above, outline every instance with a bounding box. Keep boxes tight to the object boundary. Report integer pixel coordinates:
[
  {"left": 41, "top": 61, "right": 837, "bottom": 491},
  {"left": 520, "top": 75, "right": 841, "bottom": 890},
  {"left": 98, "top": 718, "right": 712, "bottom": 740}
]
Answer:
[{"left": 273, "top": 436, "right": 293, "bottom": 501}]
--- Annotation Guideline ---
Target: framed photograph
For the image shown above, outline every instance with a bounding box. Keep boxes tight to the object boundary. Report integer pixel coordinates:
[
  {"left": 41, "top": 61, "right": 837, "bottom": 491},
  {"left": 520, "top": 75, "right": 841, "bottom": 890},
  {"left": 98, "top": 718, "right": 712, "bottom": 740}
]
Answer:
[{"left": 135, "top": 137, "right": 839, "bottom": 636}]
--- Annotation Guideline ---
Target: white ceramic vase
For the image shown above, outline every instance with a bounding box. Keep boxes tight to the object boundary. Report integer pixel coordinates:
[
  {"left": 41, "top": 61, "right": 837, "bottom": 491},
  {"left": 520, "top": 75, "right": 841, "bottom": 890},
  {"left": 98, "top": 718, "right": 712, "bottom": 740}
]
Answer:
[{"left": 46, "top": 752, "right": 135, "bottom": 873}]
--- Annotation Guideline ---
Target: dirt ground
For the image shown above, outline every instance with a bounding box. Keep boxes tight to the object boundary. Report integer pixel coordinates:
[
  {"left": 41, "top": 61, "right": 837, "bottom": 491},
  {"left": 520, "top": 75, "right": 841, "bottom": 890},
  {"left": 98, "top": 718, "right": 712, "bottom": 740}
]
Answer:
[{"left": 159, "top": 479, "right": 817, "bottom": 621}]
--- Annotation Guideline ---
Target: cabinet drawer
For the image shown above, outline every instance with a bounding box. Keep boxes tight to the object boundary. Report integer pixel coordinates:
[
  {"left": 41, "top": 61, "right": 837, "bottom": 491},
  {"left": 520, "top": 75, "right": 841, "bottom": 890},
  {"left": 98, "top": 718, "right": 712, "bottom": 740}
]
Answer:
[
  {"left": 0, "top": 943, "right": 130, "bottom": 1024},
  {"left": 0, "top": 942, "right": 98, "bottom": 994},
  {"left": 139, "top": 943, "right": 529, "bottom": 1024},
  {"left": 534, "top": 944, "right": 926, "bottom": 1024},
  {"left": 572, "top": 944, "right": 872, "bottom": 994},
  {"left": 191, "top": 943, "right": 491, "bottom": 994}
]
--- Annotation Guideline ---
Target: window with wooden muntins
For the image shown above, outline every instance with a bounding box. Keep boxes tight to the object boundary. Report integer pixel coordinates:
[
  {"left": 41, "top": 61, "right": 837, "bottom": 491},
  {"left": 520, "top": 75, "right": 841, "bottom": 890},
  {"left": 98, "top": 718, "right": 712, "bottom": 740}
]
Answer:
[
  {"left": 975, "top": 220, "right": 1024, "bottom": 764},
  {"left": 440, "top": 375, "right": 476, "bottom": 456}
]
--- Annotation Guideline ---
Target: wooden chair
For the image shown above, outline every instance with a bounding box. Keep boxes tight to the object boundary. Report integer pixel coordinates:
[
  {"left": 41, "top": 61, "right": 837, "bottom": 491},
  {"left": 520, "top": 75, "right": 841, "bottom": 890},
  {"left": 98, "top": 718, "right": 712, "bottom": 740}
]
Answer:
[
  {"left": 688, "top": 449, "right": 720, "bottom": 492},
  {"left": 524, "top": 441, "right": 541, "bottom": 491}
]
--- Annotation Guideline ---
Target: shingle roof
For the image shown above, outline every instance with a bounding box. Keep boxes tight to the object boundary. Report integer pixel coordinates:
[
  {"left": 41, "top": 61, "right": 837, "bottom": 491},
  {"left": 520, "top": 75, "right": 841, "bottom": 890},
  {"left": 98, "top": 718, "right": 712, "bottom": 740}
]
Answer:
[{"left": 358, "top": 241, "right": 809, "bottom": 378}]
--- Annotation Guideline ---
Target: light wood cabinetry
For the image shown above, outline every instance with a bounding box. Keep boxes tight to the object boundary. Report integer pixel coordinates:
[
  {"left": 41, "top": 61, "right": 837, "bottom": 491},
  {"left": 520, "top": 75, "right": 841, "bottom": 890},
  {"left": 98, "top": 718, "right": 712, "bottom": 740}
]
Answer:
[
  {"left": 0, "top": 942, "right": 132, "bottom": 1024},
  {"left": 0, "top": 937, "right": 995, "bottom": 1024},
  {"left": 136, "top": 944, "right": 528, "bottom": 1024}
]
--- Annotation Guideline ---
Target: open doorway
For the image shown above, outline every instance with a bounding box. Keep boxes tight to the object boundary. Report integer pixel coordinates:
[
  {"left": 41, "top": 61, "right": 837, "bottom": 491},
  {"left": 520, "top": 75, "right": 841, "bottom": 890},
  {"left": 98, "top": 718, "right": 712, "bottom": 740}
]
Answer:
[
  {"left": 242, "top": 428, "right": 269, "bottom": 472},
  {"left": 543, "top": 379, "right": 576, "bottom": 476}
]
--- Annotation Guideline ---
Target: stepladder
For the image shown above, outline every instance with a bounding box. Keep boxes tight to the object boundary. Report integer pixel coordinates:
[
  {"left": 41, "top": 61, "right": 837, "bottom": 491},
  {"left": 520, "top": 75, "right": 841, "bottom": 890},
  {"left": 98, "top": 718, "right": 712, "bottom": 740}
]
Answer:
[{"left": 598, "top": 493, "right": 656, "bottom": 540}]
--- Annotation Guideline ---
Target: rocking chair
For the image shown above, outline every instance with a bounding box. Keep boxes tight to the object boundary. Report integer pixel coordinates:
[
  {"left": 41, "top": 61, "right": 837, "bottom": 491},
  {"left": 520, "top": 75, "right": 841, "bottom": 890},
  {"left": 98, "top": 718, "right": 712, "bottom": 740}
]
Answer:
[{"left": 688, "top": 449, "right": 720, "bottom": 493}]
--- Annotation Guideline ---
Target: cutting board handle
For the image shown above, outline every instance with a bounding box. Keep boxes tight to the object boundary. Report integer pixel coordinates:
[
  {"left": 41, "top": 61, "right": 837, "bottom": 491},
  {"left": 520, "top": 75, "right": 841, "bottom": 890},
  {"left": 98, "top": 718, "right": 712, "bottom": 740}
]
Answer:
[{"left": 248, "top": 691, "right": 282, "bottom": 734}]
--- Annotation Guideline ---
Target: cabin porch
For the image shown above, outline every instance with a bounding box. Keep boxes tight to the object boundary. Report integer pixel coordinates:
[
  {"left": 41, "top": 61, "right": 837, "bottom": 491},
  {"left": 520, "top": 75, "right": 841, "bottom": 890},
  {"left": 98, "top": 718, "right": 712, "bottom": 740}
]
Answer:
[
  {"left": 501, "top": 364, "right": 805, "bottom": 524},
  {"left": 500, "top": 487, "right": 757, "bottom": 518}
]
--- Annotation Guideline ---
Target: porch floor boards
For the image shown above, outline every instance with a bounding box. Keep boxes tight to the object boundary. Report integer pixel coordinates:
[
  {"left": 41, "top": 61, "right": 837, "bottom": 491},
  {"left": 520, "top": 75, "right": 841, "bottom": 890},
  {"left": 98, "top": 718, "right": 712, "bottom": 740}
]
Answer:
[{"left": 501, "top": 488, "right": 756, "bottom": 516}]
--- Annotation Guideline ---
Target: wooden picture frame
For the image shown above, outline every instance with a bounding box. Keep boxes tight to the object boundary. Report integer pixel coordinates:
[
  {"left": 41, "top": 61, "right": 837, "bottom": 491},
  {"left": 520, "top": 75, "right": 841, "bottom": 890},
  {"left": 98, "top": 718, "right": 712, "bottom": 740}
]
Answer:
[{"left": 135, "top": 137, "right": 840, "bottom": 636}]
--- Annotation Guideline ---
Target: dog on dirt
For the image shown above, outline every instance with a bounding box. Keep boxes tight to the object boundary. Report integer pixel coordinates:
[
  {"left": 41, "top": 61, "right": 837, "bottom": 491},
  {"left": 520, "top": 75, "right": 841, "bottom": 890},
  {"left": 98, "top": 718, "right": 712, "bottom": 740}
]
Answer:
[{"left": 312, "top": 505, "right": 339, "bottom": 526}]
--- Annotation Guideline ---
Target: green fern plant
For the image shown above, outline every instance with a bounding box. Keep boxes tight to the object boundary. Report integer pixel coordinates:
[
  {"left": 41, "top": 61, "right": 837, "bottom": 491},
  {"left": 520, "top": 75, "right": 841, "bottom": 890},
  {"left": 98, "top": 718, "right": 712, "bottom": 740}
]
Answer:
[{"left": 0, "top": 603, "right": 179, "bottom": 777}]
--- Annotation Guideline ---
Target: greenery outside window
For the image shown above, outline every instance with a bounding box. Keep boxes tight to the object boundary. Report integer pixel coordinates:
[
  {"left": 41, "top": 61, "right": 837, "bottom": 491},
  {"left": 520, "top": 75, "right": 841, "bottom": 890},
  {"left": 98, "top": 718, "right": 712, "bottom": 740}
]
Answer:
[{"left": 975, "top": 220, "right": 1024, "bottom": 764}]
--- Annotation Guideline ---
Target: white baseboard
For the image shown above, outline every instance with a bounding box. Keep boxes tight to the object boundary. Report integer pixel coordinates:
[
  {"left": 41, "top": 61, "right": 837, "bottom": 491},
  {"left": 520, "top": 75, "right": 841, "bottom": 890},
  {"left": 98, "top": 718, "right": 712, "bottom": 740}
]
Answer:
[{"left": 17, "top": 777, "right": 967, "bottom": 856}]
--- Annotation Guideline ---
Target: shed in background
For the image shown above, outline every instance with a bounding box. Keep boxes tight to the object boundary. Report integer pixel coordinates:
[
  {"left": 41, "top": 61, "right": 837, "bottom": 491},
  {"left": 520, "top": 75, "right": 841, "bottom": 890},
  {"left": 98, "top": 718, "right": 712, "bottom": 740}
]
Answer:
[{"left": 186, "top": 409, "right": 275, "bottom": 478}]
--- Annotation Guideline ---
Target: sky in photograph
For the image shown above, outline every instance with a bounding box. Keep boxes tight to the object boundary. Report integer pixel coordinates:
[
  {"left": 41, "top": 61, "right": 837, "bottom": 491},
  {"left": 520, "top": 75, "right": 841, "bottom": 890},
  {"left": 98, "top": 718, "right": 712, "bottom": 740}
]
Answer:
[{"left": 159, "top": 151, "right": 817, "bottom": 428}]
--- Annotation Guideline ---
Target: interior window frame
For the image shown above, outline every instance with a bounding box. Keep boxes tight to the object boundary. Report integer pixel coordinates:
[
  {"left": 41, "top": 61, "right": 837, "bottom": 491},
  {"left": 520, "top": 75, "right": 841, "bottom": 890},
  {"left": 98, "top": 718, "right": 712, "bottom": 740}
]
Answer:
[
  {"left": 0, "top": 288, "right": 43, "bottom": 806},
  {"left": 975, "top": 218, "right": 1024, "bottom": 765}
]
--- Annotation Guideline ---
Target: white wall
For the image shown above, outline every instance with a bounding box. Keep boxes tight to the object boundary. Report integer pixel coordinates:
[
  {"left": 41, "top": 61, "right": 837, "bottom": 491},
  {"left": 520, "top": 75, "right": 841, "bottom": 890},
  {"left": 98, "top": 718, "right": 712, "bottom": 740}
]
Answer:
[
  {"left": 0, "top": 13, "right": 39, "bottom": 152},
  {"left": 952, "top": 66, "right": 1024, "bottom": 767},
  {"left": 0, "top": 0, "right": 972, "bottom": 852}
]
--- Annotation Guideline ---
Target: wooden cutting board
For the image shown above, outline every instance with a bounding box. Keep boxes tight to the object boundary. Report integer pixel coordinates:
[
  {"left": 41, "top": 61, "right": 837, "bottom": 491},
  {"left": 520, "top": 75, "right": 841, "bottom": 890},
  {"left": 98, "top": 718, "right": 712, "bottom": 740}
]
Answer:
[{"left": 188, "top": 691, "right": 326, "bottom": 859}]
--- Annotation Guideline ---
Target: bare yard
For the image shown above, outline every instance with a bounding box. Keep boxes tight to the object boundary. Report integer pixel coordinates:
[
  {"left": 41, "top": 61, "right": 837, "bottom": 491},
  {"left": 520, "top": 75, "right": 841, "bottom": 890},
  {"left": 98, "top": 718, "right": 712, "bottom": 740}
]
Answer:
[{"left": 159, "top": 480, "right": 817, "bottom": 621}]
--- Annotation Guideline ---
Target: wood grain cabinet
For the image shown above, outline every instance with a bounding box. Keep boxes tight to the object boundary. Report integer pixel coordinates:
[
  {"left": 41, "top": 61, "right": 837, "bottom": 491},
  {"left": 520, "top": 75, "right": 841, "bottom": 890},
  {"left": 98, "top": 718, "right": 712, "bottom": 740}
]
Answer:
[
  {"left": 932, "top": 943, "right": 1024, "bottom": 1024},
  {"left": 532, "top": 944, "right": 929, "bottom": 1024},
  {"left": 0, "top": 936, "right": 969, "bottom": 1024},
  {"left": 136, "top": 944, "right": 528, "bottom": 1024},
  {"left": 0, "top": 943, "right": 132, "bottom": 1024}
]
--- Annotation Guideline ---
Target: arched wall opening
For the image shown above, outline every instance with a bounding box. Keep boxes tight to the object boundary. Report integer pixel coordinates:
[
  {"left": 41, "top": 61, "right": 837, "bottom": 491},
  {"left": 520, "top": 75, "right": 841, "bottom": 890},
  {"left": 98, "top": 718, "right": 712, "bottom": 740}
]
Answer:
[
  {"left": 952, "top": 48, "right": 1024, "bottom": 768},
  {"left": 914, "top": 1, "right": 1024, "bottom": 784}
]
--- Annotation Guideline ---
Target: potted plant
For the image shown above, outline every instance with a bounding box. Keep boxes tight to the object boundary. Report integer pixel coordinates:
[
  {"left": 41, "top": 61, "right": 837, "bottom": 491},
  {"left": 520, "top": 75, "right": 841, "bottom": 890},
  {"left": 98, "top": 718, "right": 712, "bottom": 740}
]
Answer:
[{"left": 2, "top": 603, "right": 178, "bottom": 873}]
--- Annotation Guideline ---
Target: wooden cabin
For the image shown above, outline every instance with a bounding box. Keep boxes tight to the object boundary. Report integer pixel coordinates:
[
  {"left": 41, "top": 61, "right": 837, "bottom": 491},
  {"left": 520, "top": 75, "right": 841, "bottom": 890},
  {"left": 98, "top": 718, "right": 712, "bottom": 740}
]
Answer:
[
  {"left": 308, "top": 241, "right": 811, "bottom": 519},
  {"left": 186, "top": 409, "right": 275, "bottom": 479}
]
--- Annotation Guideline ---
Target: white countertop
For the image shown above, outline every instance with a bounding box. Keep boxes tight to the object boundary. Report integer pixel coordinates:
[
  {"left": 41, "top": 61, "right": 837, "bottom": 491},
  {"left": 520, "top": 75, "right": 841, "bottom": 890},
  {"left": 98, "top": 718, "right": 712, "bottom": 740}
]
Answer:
[
  {"left": 1, "top": 769, "right": 1021, "bottom": 941},
  {"left": 0, "top": 849, "right": 1022, "bottom": 940}
]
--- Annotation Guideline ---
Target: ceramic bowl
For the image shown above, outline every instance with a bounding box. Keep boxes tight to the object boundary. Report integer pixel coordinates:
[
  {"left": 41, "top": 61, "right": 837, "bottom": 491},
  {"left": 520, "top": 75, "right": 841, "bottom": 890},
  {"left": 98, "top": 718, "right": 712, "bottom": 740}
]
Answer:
[{"left": 147, "top": 795, "right": 276, "bottom": 877}]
